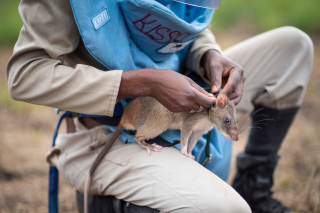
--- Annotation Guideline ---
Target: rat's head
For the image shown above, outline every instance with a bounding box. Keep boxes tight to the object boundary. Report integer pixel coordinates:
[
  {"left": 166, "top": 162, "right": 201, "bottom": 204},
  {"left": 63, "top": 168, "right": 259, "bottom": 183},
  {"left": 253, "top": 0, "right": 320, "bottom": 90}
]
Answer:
[{"left": 208, "top": 94, "right": 239, "bottom": 141}]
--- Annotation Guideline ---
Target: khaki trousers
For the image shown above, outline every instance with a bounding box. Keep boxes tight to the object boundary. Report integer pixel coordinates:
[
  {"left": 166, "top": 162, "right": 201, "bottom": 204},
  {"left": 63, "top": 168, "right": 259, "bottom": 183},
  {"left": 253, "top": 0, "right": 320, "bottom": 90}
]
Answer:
[{"left": 47, "top": 27, "right": 313, "bottom": 213}]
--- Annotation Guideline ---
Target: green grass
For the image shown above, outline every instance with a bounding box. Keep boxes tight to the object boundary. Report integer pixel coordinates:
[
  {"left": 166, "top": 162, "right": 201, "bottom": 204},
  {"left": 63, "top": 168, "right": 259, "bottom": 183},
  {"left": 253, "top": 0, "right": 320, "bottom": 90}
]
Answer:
[
  {"left": 0, "top": 0, "right": 23, "bottom": 46},
  {"left": 211, "top": 0, "right": 320, "bottom": 34},
  {"left": 0, "top": 0, "right": 319, "bottom": 46}
]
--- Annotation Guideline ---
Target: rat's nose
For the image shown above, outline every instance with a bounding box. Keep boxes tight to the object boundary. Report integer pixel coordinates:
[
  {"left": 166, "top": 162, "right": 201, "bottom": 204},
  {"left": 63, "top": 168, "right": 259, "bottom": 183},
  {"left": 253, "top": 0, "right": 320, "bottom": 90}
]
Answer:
[
  {"left": 230, "top": 130, "right": 239, "bottom": 141},
  {"left": 231, "top": 135, "right": 239, "bottom": 141}
]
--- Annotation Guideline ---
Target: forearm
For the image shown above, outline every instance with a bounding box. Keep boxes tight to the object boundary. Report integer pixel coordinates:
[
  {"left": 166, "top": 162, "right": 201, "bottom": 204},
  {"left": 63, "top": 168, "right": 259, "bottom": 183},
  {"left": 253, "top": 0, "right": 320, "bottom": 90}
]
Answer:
[
  {"left": 117, "top": 69, "right": 154, "bottom": 99},
  {"left": 117, "top": 68, "right": 178, "bottom": 99},
  {"left": 7, "top": 50, "right": 122, "bottom": 116}
]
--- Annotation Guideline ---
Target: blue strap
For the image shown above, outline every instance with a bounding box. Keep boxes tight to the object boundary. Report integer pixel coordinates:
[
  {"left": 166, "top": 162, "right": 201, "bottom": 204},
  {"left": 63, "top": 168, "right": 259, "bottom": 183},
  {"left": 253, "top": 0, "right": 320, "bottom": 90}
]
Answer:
[
  {"left": 49, "top": 166, "right": 59, "bottom": 213},
  {"left": 49, "top": 111, "right": 73, "bottom": 213}
]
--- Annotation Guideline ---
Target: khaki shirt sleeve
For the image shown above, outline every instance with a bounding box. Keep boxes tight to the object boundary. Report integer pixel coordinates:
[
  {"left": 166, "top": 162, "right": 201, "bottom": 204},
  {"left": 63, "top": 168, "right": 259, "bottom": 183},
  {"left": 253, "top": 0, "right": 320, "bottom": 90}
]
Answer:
[
  {"left": 6, "top": 0, "right": 122, "bottom": 116},
  {"left": 185, "top": 28, "right": 222, "bottom": 79}
]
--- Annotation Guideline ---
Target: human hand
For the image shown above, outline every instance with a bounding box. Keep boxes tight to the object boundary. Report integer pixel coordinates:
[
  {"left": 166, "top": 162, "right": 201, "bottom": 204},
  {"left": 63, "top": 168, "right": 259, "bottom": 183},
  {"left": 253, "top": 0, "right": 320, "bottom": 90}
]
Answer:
[
  {"left": 147, "top": 69, "right": 215, "bottom": 112},
  {"left": 118, "top": 69, "right": 215, "bottom": 113},
  {"left": 201, "top": 50, "right": 245, "bottom": 105}
]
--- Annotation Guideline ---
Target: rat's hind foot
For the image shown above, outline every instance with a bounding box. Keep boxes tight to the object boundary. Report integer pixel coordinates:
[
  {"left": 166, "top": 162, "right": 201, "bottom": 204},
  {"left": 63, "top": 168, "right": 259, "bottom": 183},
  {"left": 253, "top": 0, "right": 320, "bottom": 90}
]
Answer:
[
  {"left": 151, "top": 143, "right": 163, "bottom": 151},
  {"left": 181, "top": 151, "right": 195, "bottom": 160},
  {"left": 134, "top": 138, "right": 163, "bottom": 156}
]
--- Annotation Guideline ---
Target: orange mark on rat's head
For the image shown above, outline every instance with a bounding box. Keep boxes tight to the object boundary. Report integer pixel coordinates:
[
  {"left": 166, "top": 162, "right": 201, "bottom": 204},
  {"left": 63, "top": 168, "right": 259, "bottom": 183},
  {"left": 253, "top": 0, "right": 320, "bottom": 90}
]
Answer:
[{"left": 216, "top": 94, "right": 228, "bottom": 109}]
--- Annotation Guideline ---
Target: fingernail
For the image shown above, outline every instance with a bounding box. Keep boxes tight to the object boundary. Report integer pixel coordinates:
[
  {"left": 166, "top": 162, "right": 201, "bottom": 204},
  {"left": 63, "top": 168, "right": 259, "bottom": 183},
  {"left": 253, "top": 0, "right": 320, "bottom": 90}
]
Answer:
[{"left": 212, "top": 85, "right": 217, "bottom": 92}]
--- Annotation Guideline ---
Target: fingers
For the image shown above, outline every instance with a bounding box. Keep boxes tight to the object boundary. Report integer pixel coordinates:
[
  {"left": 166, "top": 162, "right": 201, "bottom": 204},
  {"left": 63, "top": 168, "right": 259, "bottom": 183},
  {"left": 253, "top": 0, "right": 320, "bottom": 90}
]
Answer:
[
  {"left": 187, "top": 101, "right": 203, "bottom": 112},
  {"left": 203, "top": 49, "right": 223, "bottom": 93},
  {"left": 186, "top": 77, "right": 215, "bottom": 110},
  {"left": 220, "top": 66, "right": 244, "bottom": 105},
  {"left": 177, "top": 88, "right": 215, "bottom": 112},
  {"left": 192, "top": 88, "right": 216, "bottom": 108},
  {"left": 231, "top": 95, "right": 242, "bottom": 106},
  {"left": 229, "top": 74, "right": 246, "bottom": 105},
  {"left": 206, "top": 63, "right": 223, "bottom": 93},
  {"left": 188, "top": 78, "right": 214, "bottom": 98},
  {"left": 157, "top": 73, "right": 216, "bottom": 112},
  {"left": 201, "top": 51, "right": 245, "bottom": 105}
]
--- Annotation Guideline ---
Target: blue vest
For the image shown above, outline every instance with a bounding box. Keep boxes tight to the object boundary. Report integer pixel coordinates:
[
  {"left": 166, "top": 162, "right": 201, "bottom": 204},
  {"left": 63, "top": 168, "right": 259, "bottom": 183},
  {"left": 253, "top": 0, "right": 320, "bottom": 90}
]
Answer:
[{"left": 69, "top": 0, "right": 232, "bottom": 180}]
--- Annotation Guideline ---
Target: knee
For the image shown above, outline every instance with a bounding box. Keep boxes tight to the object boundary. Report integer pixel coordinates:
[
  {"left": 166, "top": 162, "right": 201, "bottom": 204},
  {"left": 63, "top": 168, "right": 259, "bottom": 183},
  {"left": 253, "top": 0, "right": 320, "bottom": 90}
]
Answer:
[
  {"left": 229, "top": 194, "right": 252, "bottom": 213},
  {"left": 192, "top": 188, "right": 252, "bottom": 213},
  {"left": 275, "top": 26, "right": 314, "bottom": 59},
  {"left": 209, "top": 190, "right": 252, "bottom": 213},
  {"left": 270, "top": 26, "right": 314, "bottom": 83}
]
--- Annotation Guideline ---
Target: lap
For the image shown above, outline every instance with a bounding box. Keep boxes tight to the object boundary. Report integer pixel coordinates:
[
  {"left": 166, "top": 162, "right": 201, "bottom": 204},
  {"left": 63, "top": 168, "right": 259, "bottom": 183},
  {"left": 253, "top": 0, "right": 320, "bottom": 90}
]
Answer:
[{"left": 54, "top": 118, "right": 250, "bottom": 213}]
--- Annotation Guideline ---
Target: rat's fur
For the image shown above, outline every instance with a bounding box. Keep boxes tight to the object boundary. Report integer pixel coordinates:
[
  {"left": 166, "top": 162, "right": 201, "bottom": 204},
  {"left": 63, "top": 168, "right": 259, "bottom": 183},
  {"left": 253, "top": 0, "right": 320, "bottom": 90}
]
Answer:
[{"left": 121, "top": 94, "right": 238, "bottom": 158}]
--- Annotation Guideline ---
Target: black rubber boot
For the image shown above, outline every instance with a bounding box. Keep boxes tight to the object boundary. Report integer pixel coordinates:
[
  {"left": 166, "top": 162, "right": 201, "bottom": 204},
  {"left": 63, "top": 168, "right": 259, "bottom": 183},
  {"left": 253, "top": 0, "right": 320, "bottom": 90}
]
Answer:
[
  {"left": 232, "top": 153, "right": 297, "bottom": 213},
  {"left": 76, "top": 191, "right": 159, "bottom": 213},
  {"left": 232, "top": 153, "right": 294, "bottom": 213},
  {"left": 232, "top": 105, "right": 300, "bottom": 213}
]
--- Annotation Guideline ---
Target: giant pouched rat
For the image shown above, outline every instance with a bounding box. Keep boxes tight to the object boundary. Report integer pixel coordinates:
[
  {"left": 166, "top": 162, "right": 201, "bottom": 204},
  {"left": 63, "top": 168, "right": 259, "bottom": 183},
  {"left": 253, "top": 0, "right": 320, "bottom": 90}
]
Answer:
[{"left": 84, "top": 93, "right": 239, "bottom": 213}]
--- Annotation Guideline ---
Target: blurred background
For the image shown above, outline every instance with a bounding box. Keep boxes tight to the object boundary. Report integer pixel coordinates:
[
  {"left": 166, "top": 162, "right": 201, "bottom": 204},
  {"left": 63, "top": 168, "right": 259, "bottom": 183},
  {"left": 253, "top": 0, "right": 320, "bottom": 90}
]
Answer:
[{"left": 0, "top": 0, "right": 319, "bottom": 212}]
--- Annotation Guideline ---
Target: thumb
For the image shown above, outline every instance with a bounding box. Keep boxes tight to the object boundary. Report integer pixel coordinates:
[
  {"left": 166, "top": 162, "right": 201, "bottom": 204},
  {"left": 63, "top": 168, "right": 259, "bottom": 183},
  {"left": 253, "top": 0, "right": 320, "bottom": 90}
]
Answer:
[
  {"left": 189, "top": 79, "right": 214, "bottom": 98},
  {"left": 192, "top": 88, "right": 216, "bottom": 108}
]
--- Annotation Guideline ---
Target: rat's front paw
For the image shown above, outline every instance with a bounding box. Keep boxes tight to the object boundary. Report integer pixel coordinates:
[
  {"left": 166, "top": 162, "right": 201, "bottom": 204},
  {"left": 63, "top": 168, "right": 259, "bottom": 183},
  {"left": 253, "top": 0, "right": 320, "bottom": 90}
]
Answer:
[{"left": 181, "top": 151, "right": 195, "bottom": 160}]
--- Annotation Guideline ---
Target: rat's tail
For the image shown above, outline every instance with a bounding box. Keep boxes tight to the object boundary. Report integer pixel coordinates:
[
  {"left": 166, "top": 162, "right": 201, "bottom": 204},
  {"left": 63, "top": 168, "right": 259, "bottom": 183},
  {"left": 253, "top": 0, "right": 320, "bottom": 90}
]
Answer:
[
  {"left": 84, "top": 124, "right": 125, "bottom": 213},
  {"left": 84, "top": 175, "right": 91, "bottom": 213}
]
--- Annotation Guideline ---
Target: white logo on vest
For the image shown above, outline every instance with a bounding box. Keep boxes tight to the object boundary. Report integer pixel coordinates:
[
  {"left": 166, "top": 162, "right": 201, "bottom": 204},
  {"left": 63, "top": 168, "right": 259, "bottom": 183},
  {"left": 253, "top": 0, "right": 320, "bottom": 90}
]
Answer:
[
  {"left": 158, "top": 40, "right": 193, "bottom": 53},
  {"left": 92, "top": 8, "right": 110, "bottom": 30}
]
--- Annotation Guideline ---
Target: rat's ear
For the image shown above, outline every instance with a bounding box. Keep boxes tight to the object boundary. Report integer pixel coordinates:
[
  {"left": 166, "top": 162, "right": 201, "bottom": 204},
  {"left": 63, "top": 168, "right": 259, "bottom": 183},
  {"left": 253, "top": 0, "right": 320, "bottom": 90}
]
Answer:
[{"left": 216, "top": 94, "right": 228, "bottom": 109}]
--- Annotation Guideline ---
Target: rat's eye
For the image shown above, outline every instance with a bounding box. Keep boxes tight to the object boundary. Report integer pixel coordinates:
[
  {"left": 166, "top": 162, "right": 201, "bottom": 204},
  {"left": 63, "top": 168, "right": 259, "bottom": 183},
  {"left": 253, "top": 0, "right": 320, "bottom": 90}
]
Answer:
[{"left": 224, "top": 118, "right": 230, "bottom": 124}]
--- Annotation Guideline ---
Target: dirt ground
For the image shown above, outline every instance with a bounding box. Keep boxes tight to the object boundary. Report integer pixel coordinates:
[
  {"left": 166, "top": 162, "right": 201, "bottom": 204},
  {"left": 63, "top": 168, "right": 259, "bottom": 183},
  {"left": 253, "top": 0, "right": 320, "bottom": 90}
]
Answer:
[{"left": 0, "top": 32, "right": 319, "bottom": 213}]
